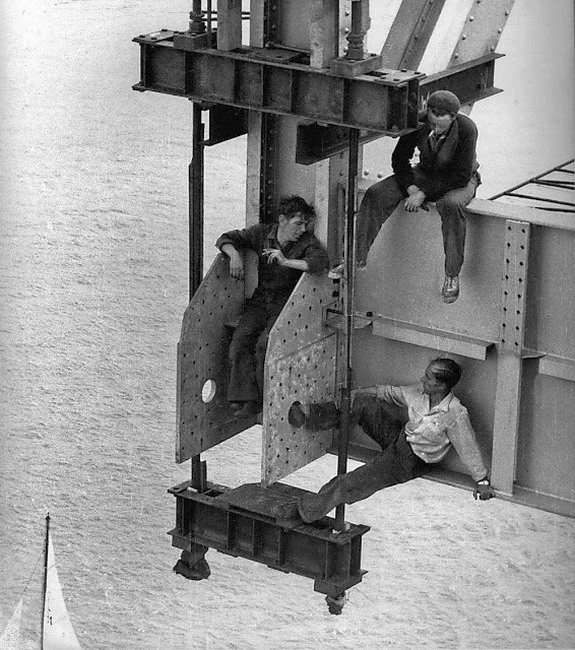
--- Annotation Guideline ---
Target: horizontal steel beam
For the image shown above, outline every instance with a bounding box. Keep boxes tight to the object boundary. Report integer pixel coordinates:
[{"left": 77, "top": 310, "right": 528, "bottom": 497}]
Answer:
[
  {"left": 295, "top": 53, "right": 502, "bottom": 164},
  {"left": 168, "top": 481, "right": 370, "bottom": 597},
  {"left": 133, "top": 32, "right": 422, "bottom": 134}
]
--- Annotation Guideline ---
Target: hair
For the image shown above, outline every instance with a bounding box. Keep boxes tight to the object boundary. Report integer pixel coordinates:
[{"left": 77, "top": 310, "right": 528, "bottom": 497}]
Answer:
[
  {"left": 430, "top": 357, "right": 462, "bottom": 390},
  {"left": 278, "top": 195, "right": 316, "bottom": 223}
]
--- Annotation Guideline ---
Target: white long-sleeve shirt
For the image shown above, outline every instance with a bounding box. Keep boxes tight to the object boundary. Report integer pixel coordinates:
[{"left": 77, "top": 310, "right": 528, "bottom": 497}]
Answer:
[{"left": 365, "top": 382, "right": 488, "bottom": 482}]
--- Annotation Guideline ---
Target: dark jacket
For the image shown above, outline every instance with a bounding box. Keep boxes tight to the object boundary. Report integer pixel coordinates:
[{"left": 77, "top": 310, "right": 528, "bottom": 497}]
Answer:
[
  {"left": 216, "top": 223, "right": 329, "bottom": 307},
  {"left": 392, "top": 112, "right": 480, "bottom": 200}
]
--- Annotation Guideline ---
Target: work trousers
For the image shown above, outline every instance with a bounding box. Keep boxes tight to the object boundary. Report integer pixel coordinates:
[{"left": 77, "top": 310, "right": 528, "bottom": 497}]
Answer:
[
  {"left": 355, "top": 170, "right": 479, "bottom": 277},
  {"left": 227, "top": 299, "right": 283, "bottom": 404},
  {"left": 298, "top": 394, "right": 425, "bottom": 522}
]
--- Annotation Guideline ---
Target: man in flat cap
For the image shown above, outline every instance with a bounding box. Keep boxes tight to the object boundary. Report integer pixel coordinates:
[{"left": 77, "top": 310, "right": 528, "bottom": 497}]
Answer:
[{"left": 330, "top": 90, "right": 480, "bottom": 304}]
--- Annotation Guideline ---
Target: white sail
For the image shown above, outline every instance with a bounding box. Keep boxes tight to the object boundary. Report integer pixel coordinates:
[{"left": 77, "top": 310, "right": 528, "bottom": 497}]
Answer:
[
  {"left": 42, "top": 530, "right": 82, "bottom": 650},
  {"left": 0, "top": 598, "right": 23, "bottom": 650}
]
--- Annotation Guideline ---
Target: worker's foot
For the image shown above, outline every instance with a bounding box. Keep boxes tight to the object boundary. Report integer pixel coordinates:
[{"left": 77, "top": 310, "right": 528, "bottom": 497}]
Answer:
[
  {"left": 271, "top": 500, "right": 303, "bottom": 525},
  {"left": 288, "top": 400, "right": 340, "bottom": 431},
  {"left": 328, "top": 262, "right": 345, "bottom": 280},
  {"left": 442, "top": 275, "right": 460, "bottom": 303},
  {"left": 232, "top": 401, "right": 262, "bottom": 418},
  {"left": 173, "top": 556, "right": 211, "bottom": 581},
  {"left": 327, "top": 260, "right": 368, "bottom": 280}
]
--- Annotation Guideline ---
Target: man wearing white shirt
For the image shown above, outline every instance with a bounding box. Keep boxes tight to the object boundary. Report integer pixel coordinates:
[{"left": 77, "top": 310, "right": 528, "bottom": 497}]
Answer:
[{"left": 276, "top": 358, "right": 494, "bottom": 524}]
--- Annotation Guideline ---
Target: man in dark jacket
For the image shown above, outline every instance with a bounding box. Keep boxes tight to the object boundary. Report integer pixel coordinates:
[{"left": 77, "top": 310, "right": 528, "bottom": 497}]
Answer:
[
  {"left": 216, "top": 196, "right": 329, "bottom": 418},
  {"left": 330, "top": 90, "right": 480, "bottom": 303}
]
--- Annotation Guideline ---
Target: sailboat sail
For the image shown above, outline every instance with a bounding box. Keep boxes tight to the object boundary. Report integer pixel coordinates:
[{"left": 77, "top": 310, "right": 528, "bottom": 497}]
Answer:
[
  {"left": 0, "top": 598, "right": 23, "bottom": 650},
  {"left": 42, "top": 528, "right": 82, "bottom": 649}
]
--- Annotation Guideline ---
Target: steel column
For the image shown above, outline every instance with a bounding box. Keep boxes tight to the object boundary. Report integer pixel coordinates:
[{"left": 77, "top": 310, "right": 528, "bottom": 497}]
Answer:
[
  {"left": 490, "top": 220, "right": 530, "bottom": 495},
  {"left": 335, "top": 128, "right": 360, "bottom": 529}
]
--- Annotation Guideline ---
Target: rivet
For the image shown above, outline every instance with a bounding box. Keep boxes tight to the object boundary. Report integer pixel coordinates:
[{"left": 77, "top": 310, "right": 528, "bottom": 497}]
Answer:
[
  {"left": 454, "top": 53, "right": 459, "bottom": 58},
  {"left": 462, "top": 34, "right": 467, "bottom": 40},
  {"left": 498, "top": 28, "right": 502, "bottom": 33},
  {"left": 363, "top": 170, "right": 369, "bottom": 176},
  {"left": 343, "top": 28, "right": 350, "bottom": 34},
  {"left": 343, "top": 47, "right": 348, "bottom": 53},
  {"left": 344, "top": 10, "right": 350, "bottom": 17},
  {"left": 490, "top": 45, "right": 496, "bottom": 51},
  {"left": 377, "top": 173, "right": 383, "bottom": 179},
  {"left": 505, "top": 10, "right": 510, "bottom": 16},
  {"left": 469, "top": 16, "right": 474, "bottom": 21}
]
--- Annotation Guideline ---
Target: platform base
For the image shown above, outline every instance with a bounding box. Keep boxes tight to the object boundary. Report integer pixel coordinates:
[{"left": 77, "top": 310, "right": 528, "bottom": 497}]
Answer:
[{"left": 169, "top": 481, "right": 370, "bottom": 597}]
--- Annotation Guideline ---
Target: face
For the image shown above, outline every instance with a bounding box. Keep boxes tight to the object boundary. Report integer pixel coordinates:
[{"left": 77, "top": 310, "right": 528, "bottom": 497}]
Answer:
[
  {"left": 427, "top": 107, "right": 455, "bottom": 135},
  {"left": 279, "top": 212, "right": 308, "bottom": 242},
  {"left": 421, "top": 363, "right": 447, "bottom": 396}
]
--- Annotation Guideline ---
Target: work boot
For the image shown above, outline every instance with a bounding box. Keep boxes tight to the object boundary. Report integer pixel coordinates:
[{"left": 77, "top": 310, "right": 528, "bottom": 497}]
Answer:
[
  {"left": 327, "top": 260, "right": 367, "bottom": 280},
  {"left": 442, "top": 275, "right": 460, "bottom": 303},
  {"left": 328, "top": 262, "right": 344, "bottom": 280},
  {"left": 288, "top": 401, "right": 340, "bottom": 431},
  {"left": 298, "top": 489, "right": 338, "bottom": 523},
  {"left": 271, "top": 500, "right": 303, "bottom": 525}
]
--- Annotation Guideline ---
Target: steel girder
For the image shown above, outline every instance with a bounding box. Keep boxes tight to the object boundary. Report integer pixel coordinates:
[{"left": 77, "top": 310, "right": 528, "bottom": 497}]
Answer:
[
  {"left": 169, "top": 481, "right": 370, "bottom": 597},
  {"left": 133, "top": 32, "right": 422, "bottom": 135}
]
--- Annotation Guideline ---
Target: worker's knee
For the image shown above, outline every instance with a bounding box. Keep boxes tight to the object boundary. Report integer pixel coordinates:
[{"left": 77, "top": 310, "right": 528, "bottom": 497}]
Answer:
[{"left": 436, "top": 194, "right": 469, "bottom": 217}]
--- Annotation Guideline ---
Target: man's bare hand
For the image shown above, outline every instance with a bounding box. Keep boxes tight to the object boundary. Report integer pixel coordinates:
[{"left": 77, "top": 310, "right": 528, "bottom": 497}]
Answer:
[
  {"left": 228, "top": 252, "right": 245, "bottom": 280},
  {"left": 263, "top": 248, "right": 287, "bottom": 266},
  {"left": 404, "top": 190, "right": 426, "bottom": 212},
  {"left": 473, "top": 482, "right": 495, "bottom": 501}
]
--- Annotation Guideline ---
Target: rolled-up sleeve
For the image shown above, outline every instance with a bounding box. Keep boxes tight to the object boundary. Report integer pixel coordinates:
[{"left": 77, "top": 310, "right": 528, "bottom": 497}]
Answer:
[
  {"left": 446, "top": 409, "right": 488, "bottom": 482},
  {"left": 376, "top": 384, "right": 408, "bottom": 407},
  {"left": 300, "top": 236, "right": 330, "bottom": 274},
  {"left": 216, "top": 224, "right": 267, "bottom": 253}
]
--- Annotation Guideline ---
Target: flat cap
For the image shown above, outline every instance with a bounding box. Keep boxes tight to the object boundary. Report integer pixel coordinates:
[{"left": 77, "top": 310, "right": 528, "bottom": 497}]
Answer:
[{"left": 427, "top": 90, "right": 461, "bottom": 115}]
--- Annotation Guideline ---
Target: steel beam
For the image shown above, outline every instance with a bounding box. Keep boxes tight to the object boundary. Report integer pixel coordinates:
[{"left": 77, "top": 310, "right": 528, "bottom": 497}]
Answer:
[
  {"left": 168, "top": 481, "right": 370, "bottom": 597},
  {"left": 489, "top": 220, "right": 530, "bottom": 495},
  {"left": 294, "top": 53, "right": 501, "bottom": 164},
  {"left": 133, "top": 34, "right": 421, "bottom": 134},
  {"left": 381, "top": 0, "right": 449, "bottom": 70}
]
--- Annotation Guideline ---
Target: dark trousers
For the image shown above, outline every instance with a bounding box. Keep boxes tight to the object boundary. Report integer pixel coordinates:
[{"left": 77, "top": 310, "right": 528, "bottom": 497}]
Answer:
[
  {"left": 355, "top": 170, "right": 479, "bottom": 276},
  {"left": 227, "top": 300, "right": 283, "bottom": 404},
  {"left": 298, "top": 394, "right": 424, "bottom": 522}
]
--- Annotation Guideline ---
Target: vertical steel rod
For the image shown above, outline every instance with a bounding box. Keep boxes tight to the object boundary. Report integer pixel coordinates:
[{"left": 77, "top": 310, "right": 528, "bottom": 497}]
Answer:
[
  {"left": 190, "top": 102, "right": 206, "bottom": 490},
  {"left": 335, "top": 127, "right": 360, "bottom": 528}
]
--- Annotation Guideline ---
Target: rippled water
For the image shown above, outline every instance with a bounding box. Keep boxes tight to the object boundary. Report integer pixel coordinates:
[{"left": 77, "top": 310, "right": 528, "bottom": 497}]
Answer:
[{"left": 1, "top": 1, "right": 574, "bottom": 649}]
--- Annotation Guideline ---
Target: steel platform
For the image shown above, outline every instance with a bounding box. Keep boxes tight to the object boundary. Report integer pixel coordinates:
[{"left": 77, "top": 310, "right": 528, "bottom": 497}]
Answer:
[{"left": 168, "top": 481, "right": 370, "bottom": 597}]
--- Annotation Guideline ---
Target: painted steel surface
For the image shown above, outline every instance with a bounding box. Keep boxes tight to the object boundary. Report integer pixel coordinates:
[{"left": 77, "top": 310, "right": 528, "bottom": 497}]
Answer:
[
  {"left": 262, "top": 273, "right": 339, "bottom": 486},
  {"left": 176, "top": 254, "right": 259, "bottom": 463}
]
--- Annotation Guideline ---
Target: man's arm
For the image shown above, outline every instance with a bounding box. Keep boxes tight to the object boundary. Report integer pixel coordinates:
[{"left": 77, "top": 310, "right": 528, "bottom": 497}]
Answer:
[
  {"left": 220, "top": 243, "right": 245, "bottom": 280},
  {"left": 447, "top": 410, "right": 494, "bottom": 501},
  {"left": 263, "top": 249, "right": 310, "bottom": 271},
  {"left": 216, "top": 224, "right": 267, "bottom": 280},
  {"left": 298, "top": 235, "right": 330, "bottom": 274},
  {"left": 433, "top": 116, "right": 479, "bottom": 194},
  {"left": 391, "top": 129, "right": 419, "bottom": 192},
  {"left": 352, "top": 384, "right": 407, "bottom": 407}
]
